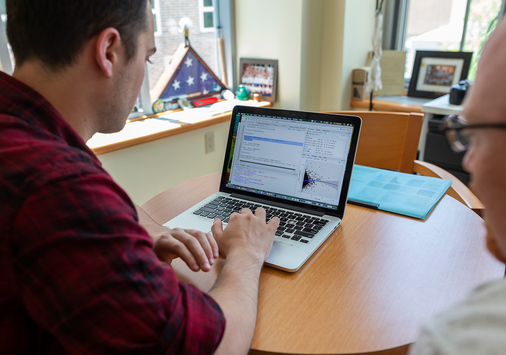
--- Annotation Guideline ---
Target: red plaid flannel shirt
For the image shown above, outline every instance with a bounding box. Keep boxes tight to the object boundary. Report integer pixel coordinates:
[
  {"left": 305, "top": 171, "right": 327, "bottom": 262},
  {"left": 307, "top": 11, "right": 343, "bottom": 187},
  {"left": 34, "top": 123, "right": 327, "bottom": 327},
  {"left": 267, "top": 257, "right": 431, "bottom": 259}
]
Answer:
[{"left": 0, "top": 72, "right": 225, "bottom": 354}]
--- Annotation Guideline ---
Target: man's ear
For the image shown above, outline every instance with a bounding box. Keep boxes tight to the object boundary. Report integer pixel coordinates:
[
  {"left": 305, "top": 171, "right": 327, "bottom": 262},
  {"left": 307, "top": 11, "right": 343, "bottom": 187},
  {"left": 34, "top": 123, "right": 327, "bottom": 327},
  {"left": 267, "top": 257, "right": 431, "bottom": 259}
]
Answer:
[{"left": 95, "top": 28, "right": 122, "bottom": 78}]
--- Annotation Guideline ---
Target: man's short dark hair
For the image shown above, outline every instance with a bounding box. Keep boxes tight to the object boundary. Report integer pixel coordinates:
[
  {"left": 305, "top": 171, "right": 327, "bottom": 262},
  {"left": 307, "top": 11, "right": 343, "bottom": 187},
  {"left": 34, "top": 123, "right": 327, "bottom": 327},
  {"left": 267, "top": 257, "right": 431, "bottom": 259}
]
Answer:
[{"left": 6, "top": 0, "right": 148, "bottom": 70}]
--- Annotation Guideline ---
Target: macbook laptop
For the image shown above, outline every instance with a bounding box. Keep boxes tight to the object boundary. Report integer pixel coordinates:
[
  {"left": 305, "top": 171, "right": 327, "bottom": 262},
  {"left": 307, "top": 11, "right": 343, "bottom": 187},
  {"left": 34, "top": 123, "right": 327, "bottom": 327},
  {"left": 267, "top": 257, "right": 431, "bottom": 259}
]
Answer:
[{"left": 164, "top": 106, "right": 361, "bottom": 272}]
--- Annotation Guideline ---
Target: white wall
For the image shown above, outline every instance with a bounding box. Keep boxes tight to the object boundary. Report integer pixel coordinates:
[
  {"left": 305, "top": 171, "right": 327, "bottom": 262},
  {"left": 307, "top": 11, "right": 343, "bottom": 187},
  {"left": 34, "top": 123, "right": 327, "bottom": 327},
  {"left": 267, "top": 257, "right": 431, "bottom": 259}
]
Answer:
[
  {"left": 235, "top": 0, "right": 376, "bottom": 111},
  {"left": 235, "top": 0, "right": 304, "bottom": 110},
  {"left": 97, "top": 122, "right": 230, "bottom": 205},
  {"left": 340, "top": 1, "right": 377, "bottom": 110},
  {"left": 315, "top": 0, "right": 347, "bottom": 111}
]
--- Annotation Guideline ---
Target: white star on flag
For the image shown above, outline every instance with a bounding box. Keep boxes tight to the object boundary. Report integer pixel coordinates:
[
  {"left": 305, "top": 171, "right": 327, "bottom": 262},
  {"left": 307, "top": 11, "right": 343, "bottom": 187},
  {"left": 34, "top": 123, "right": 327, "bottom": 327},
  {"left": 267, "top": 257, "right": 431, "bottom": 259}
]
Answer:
[
  {"left": 172, "top": 80, "right": 180, "bottom": 90},
  {"left": 200, "top": 72, "right": 208, "bottom": 81},
  {"left": 185, "top": 58, "right": 193, "bottom": 67},
  {"left": 187, "top": 76, "right": 194, "bottom": 86}
]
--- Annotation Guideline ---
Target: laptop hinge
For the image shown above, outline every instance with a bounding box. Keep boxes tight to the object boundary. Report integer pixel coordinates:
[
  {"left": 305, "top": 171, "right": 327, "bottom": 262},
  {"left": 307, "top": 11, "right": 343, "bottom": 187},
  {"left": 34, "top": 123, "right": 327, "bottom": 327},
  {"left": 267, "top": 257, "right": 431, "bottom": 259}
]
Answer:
[{"left": 229, "top": 193, "right": 325, "bottom": 217}]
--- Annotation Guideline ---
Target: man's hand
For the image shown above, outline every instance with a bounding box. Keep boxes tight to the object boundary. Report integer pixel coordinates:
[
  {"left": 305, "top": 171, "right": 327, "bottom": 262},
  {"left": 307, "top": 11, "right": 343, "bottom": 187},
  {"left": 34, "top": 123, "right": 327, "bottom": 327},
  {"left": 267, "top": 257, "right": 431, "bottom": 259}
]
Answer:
[
  {"left": 212, "top": 207, "right": 280, "bottom": 264},
  {"left": 135, "top": 204, "right": 218, "bottom": 272},
  {"left": 208, "top": 207, "right": 279, "bottom": 354},
  {"left": 152, "top": 227, "right": 219, "bottom": 272}
]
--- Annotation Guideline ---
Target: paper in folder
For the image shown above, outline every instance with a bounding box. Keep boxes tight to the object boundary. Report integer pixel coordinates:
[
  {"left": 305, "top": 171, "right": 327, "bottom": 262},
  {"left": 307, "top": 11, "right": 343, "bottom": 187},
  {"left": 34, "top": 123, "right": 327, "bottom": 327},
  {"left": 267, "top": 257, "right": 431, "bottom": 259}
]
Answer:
[{"left": 348, "top": 165, "right": 452, "bottom": 220}]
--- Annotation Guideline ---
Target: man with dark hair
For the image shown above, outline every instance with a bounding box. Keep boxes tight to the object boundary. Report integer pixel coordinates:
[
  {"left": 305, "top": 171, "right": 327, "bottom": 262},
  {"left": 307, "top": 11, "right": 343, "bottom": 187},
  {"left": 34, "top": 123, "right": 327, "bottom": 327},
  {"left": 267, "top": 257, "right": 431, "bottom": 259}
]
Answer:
[
  {"left": 6, "top": 0, "right": 148, "bottom": 69},
  {"left": 409, "top": 18, "right": 506, "bottom": 354},
  {"left": 0, "top": 1, "right": 279, "bottom": 354}
]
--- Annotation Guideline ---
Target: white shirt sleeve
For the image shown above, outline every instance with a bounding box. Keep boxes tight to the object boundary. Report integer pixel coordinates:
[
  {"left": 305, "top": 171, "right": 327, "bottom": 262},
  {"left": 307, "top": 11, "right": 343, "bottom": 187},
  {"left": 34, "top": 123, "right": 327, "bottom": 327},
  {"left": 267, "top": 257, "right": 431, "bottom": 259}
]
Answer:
[{"left": 409, "top": 279, "right": 506, "bottom": 355}]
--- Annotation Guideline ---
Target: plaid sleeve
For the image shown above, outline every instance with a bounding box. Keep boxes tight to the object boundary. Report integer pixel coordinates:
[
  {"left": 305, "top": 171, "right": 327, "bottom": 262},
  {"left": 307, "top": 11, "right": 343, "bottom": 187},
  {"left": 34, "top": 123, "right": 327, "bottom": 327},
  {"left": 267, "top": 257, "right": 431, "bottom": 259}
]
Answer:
[{"left": 11, "top": 164, "right": 225, "bottom": 354}]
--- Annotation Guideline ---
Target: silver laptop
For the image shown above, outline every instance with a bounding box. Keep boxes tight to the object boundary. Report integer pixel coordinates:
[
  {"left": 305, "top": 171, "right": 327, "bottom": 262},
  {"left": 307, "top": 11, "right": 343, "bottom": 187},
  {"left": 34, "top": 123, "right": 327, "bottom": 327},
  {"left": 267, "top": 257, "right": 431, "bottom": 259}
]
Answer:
[{"left": 164, "top": 106, "right": 361, "bottom": 272}]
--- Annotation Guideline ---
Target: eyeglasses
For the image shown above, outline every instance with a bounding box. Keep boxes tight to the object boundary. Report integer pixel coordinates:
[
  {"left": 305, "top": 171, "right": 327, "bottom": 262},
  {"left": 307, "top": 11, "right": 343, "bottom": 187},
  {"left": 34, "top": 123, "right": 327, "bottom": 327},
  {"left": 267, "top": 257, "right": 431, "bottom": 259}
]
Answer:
[{"left": 443, "top": 114, "right": 506, "bottom": 152}]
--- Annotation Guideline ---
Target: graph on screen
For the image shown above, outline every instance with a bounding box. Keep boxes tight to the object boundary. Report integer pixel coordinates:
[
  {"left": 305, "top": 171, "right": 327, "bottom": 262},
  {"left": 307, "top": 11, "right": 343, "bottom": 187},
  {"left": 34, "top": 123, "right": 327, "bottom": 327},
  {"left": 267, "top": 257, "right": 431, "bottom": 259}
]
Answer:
[{"left": 300, "top": 160, "right": 343, "bottom": 199}]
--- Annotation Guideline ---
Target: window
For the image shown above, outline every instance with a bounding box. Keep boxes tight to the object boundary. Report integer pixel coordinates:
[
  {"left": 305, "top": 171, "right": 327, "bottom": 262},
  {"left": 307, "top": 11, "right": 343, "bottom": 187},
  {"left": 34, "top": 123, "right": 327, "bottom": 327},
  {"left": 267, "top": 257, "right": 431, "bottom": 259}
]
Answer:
[
  {"left": 0, "top": 0, "right": 235, "bottom": 117},
  {"left": 199, "top": 0, "right": 215, "bottom": 33},
  {"left": 0, "top": 0, "right": 12, "bottom": 74},
  {"left": 146, "top": 0, "right": 222, "bottom": 95},
  {"left": 145, "top": 0, "right": 234, "bottom": 110},
  {"left": 151, "top": 0, "right": 162, "bottom": 37},
  {"left": 385, "top": 0, "right": 506, "bottom": 82}
]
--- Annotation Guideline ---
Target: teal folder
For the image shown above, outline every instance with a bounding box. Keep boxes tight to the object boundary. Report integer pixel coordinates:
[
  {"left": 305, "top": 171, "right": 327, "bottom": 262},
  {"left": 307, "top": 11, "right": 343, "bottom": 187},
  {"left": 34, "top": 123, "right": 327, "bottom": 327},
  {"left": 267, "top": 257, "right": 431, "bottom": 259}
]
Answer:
[{"left": 348, "top": 165, "right": 452, "bottom": 220}]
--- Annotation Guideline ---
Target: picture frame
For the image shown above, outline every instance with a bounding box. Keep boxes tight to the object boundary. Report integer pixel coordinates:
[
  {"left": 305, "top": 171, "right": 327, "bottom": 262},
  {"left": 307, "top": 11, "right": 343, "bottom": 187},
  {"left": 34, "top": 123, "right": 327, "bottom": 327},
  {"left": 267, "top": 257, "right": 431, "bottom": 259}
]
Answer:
[
  {"left": 239, "top": 58, "right": 278, "bottom": 103},
  {"left": 407, "top": 50, "right": 473, "bottom": 99}
]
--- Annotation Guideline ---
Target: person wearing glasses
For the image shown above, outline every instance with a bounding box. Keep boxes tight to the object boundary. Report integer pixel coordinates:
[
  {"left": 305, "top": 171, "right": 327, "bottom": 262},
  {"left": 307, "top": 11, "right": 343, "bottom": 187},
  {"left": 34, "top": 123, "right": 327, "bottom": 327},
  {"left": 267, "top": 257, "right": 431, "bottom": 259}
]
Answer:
[{"left": 409, "top": 18, "right": 506, "bottom": 354}]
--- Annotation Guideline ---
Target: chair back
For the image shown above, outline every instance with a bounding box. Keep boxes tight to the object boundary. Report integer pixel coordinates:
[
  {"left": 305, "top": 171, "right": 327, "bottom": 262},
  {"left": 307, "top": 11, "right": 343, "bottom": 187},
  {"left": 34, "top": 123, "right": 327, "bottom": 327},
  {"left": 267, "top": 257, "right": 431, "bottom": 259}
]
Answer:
[
  {"left": 328, "top": 111, "right": 424, "bottom": 173},
  {"left": 326, "top": 111, "right": 485, "bottom": 215}
]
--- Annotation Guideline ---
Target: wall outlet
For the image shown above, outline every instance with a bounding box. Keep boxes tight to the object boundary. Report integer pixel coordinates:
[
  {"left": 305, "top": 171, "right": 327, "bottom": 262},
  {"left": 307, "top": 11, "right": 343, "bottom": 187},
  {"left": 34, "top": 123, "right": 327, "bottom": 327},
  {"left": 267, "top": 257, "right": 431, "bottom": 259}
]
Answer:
[{"left": 205, "top": 131, "right": 215, "bottom": 153}]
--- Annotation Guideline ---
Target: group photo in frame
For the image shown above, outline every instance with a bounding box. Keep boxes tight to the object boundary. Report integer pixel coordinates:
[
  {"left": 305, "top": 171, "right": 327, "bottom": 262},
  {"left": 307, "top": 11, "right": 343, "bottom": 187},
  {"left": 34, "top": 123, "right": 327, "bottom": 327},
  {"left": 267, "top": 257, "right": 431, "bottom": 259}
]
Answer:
[
  {"left": 239, "top": 58, "right": 278, "bottom": 103},
  {"left": 407, "top": 50, "right": 473, "bottom": 99}
]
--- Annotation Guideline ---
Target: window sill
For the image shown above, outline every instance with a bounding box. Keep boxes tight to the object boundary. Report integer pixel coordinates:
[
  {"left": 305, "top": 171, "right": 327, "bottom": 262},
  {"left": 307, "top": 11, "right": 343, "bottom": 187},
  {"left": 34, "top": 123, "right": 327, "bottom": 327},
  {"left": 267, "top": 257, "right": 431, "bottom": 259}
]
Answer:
[{"left": 87, "top": 100, "right": 271, "bottom": 155}]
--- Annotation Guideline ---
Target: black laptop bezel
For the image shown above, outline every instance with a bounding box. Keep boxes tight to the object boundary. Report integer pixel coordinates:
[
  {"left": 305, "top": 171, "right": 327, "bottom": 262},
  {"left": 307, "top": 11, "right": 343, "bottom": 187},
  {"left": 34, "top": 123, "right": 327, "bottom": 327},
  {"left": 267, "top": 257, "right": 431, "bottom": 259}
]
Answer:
[{"left": 219, "top": 105, "right": 361, "bottom": 219}]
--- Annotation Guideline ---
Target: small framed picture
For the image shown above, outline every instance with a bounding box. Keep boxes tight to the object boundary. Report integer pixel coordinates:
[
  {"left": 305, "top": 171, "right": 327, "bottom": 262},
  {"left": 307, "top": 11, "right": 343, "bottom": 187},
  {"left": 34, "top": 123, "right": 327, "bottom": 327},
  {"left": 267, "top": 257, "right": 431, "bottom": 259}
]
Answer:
[
  {"left": 239, "top": 58, "right": 278, "bottom": 102},
  {"left": 407, "top": 50, "right": 473, "bottom": 99}
]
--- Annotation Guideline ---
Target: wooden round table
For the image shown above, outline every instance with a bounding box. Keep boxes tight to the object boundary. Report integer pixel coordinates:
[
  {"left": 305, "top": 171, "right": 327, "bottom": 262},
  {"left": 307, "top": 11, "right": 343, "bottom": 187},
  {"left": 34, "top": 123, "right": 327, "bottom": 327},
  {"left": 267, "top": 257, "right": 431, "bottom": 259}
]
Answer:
[{"left": 142, "top": 172, "right": 504, "bottom": 355}]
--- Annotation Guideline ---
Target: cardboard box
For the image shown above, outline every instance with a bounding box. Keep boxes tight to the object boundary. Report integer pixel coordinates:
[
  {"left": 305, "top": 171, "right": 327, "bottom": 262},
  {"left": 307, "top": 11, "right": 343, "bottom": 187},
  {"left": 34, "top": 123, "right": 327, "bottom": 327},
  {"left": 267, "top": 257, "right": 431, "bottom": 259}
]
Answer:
[{"left": 352, "top": 67, "right": 370, "bottom": 100}]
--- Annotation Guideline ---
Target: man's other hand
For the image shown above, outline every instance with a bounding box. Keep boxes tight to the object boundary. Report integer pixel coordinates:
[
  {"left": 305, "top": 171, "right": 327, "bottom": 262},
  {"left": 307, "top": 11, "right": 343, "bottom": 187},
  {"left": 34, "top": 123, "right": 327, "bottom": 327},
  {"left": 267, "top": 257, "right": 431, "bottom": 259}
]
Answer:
[
  {"left": 153, "top": 227, "right": 219, "bottom": 272},
  {"left": 135, "top": 203, "right": 218, "bottom": 272}
]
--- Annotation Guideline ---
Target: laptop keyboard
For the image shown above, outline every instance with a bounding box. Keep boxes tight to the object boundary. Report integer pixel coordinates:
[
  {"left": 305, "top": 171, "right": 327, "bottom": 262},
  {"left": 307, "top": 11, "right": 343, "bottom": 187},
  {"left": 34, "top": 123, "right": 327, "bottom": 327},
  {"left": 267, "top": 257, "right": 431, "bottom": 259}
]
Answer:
[{"left": 192, "top": 196, "right": 329, "bottom": 244}]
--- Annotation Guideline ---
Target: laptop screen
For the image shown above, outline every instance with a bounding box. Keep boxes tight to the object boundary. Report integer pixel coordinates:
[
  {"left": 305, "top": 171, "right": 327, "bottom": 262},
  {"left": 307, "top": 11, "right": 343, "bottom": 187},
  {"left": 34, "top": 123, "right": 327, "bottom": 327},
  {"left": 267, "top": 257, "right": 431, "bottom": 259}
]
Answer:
[{"left": 221, "top": 106, "right": 361, "bottom": 216}]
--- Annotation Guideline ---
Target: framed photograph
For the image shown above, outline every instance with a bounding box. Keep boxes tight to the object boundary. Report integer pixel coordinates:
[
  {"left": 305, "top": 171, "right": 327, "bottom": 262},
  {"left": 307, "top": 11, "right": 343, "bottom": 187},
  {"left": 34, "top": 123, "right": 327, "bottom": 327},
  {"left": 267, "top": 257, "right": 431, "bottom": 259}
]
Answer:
[
  {"left": 407, "top": 50, "right": 473, "bottom": 99},
  {"left": 239, "top": 58, "right": 278, "bottom": 103}
]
